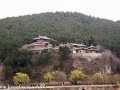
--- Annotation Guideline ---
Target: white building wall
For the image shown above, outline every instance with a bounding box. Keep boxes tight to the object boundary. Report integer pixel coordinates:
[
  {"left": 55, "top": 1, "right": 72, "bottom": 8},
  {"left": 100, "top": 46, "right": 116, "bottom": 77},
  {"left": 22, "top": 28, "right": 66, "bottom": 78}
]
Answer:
[
  {"left": 79, "top": 50, "right": 85, "bottom": 53},
  {"left": 73, "top": 53, "right": 102, "bottom": 58},
  {"left": 73, "top": 50, "right": 76, "bottom": 53}
]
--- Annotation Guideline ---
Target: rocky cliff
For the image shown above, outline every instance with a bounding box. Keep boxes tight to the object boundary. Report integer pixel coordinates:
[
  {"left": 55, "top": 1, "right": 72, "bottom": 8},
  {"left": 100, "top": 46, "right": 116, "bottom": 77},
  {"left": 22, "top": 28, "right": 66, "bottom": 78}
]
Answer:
[{"left": 72, "top": 50, "right": 120, "bottom": 74}]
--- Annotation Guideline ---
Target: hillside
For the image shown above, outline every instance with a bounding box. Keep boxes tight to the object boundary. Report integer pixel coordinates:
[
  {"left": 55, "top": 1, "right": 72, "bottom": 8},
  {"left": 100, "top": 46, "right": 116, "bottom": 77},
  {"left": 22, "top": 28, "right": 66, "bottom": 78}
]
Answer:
[
  {"left": 0, "top": 12, "right": 120, "bottom": 56},
  {"left": 0, "top": 12, "right": 120, "bottom": 83},
  {"left": 73, "top": 49, "right": 120, "bottom": 75},
  {"left": 1, "top": 12, "right": 120, "bottom": 51}
]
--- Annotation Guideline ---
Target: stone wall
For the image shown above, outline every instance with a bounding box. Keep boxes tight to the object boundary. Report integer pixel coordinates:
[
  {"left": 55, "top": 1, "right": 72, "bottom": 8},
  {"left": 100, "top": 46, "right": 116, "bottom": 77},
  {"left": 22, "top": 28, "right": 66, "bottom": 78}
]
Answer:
[
  {"left": 72, "top": 53, "right": 102, "bottom": 58},
  {"left": 8, "top": 85, "right": 120, "bottom": 90}
]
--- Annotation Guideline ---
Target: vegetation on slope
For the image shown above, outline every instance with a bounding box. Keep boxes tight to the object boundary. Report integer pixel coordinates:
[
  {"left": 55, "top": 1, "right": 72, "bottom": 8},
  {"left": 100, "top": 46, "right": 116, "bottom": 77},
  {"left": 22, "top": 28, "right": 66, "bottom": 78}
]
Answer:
[
  {"left": 0, "top": 12, "right": 120, "bottom": 82},
  {"left": 0, "top": 12, "right": 120, "bottom": 57}
]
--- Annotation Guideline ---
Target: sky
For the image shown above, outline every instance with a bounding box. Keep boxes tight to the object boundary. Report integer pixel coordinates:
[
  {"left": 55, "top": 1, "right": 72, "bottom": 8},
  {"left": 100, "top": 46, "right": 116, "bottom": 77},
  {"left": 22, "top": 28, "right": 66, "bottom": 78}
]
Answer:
[{"left": 0, "top": 0, "right": 120, "bottom": 21}]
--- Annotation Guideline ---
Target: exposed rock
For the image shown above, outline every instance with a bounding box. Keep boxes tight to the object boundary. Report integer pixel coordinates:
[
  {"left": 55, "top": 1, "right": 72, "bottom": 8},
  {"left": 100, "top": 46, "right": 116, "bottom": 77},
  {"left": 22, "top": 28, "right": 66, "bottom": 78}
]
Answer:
[{"left": 72, "top": 49, "right": 120, "bottom": 74}]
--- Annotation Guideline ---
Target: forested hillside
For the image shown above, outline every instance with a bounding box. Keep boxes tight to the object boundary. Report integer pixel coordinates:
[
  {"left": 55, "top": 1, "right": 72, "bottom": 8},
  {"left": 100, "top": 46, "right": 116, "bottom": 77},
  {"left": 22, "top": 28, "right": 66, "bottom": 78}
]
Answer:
[
  {"left": 0, "top": 12, "right": 120, "bottom": 56},
  {"left": 0, "top": 12, "right": 120, "bottom": 82}
]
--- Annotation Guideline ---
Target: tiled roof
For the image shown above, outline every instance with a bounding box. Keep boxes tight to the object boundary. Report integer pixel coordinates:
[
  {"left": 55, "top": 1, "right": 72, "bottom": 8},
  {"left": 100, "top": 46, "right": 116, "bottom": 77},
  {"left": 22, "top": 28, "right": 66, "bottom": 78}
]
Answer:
[{"left": 33, "top": 35, "right": 50, "bottom": 40}]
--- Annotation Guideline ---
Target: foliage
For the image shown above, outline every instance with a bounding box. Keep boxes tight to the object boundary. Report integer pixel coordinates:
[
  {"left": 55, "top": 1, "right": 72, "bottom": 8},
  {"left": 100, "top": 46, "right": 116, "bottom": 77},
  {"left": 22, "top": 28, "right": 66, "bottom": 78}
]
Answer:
[
  {"left": 51, "top": 71, "right": 59, "bottom": 81},
  {"left": 51, "top": 71, "right": 67, "bottom": 82},
  {"left": 59, "top": 46, "right": 71, "bottom": 60},
  {"left": 113, "top": 74, "right": 120, "bottom": 84},
  {"left": 69, "top": 70, "right": 84, "bottom": 84},
  {"left": 3, "top": 50, "right": 32, "bottom": 79},
  {"left": 54, "top": 71, "right": 67, "bottom": 82},
  {"left": 92, "top": 73, "right": 103, "bottom": 84},
  {"left": 37, "top": 50, "right": 51, "bottom": 65},
  {"left": 13, "top": 72, "right": 30, "bottom": 85},
  {"left": 43, "top": 71, "right": 67, "bottom": 83},
  {"left": 117, "top": 65, "right": 120, "bottom": 73},
  {"left": 88, "top": 36, "right": 96, "bottom": 46},
  {"left": 102, "top": 75, "right": 110, "bottom": 84},
  {"left": 43, "top": 72, "right": 53, "bottom": 83},
  {"left": 82, "top": 75, "right": 90, "bottom": 81},
  {"left": 91, "top": 74, "right": 120, "bottom": 84},
  {"left": 0, "top": 12, "right": 120, "bottom": 59}
]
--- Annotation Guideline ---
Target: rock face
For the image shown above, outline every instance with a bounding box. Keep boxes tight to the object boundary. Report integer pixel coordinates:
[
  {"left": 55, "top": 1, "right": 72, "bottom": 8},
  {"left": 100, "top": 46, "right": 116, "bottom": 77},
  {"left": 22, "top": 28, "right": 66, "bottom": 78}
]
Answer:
[{"left": 72, "top": 49, "right": 120, "bottom": 74}]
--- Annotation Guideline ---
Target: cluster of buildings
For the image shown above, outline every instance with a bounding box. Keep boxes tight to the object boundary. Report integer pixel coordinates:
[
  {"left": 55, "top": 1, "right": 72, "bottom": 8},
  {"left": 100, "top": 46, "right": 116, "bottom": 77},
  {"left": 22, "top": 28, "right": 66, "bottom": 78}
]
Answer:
[{"left": 26, "top": 35, "right": 102, "bottom": 57}]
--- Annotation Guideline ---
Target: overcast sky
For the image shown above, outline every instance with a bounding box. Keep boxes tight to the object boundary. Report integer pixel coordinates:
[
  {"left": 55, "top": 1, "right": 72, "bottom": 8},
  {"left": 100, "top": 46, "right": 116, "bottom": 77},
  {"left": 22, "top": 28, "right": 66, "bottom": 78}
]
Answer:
[{"left": 0, "top": 0, "right": 120, "bottom": 21}]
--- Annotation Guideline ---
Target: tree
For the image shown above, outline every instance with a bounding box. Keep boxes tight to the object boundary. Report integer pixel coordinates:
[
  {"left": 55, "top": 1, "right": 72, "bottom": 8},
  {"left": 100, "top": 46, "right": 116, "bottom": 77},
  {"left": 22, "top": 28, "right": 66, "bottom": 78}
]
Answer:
[
  {"left": 88, "top": 36, "right": 95, "bottom": 46},
  {"left": 112, "top": 74, "right": 120, "bottom": 84},
  {"left": 55, "top": 71, "right": 67, "bottom": 82},
  {"left": 13, "top": 72, "right": 30, "bottom": 85},
  {"left": 37, "top": 50, "right": 51, "bottom": 65},
  {"left": 59, "top": 46, "right": 71, "bottom": 60},
  {"left": 92, "top": 73, "right": 103, "bottom": 84},
  {"left": 69, "top": 70, "right": 84, "bottom": 85},
  {"left": 52, "top": 71, "right": 67, "bottom": 82},
  {"left": 43, "top": 72, "right": 53, "bottom": 83},
  {"left": 3, "top": 50, "right": 32, "bottom": 79},
  {"left": 83, "top": 75, "right": 90, "bottom": 81},
  {"left": 117, "top": 65, "right": 120, "bottom": 73},
  {"left": 51, "top": 71, "right": 59, "bottom": 81},
  {"left": 43, "top": 71, "right": 67, "bottom": 83},
  {"left": 102, "top": 75, "right": 110, "bottom": 84}
]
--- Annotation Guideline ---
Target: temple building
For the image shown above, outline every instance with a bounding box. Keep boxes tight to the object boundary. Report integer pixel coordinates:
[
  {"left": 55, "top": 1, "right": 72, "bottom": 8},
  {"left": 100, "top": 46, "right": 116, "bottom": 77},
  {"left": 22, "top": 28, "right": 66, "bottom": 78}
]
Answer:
[
  {"left": 69, "top": 43, "right": 102, "bottom": 57},
  {"left": 68, "top": 43, "right": 99, "bottom": 54},
  {"left": 33, "top": 35, "right": 51, "bottom": 42},
  {"left": 27, "top": 35, "right": 53, "bottom": 53}
]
